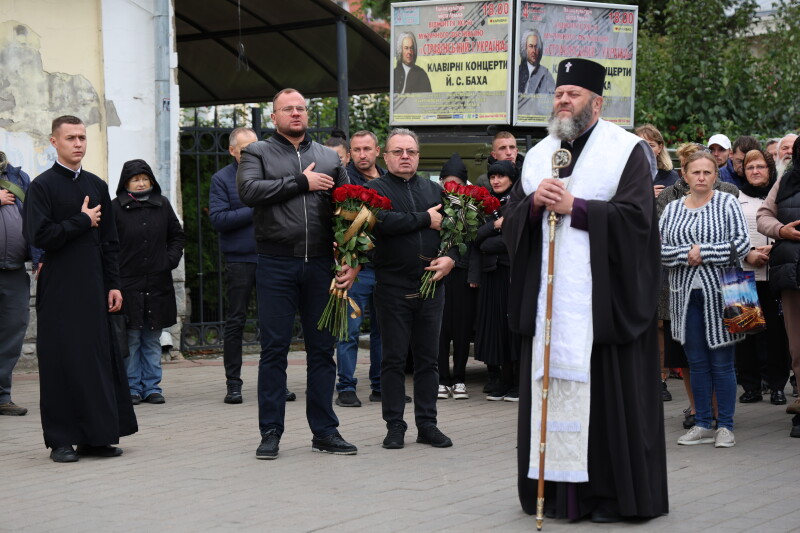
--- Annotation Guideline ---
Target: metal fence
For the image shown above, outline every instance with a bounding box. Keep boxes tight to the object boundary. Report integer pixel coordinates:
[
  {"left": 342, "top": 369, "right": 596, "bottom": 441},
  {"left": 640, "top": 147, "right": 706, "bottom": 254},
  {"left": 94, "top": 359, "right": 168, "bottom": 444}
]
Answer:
[{"left": 179, "top": 105, "right": 334, "bottom": 352}]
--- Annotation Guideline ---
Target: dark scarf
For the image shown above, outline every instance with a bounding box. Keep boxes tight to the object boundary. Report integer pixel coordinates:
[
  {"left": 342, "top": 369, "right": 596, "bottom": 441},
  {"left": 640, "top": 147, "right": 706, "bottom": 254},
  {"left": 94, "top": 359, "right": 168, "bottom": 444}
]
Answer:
[
  {"left": 128, "top": 187, "right": 153, "bottom": 202},
  {"left": 738, "top": 178, "right": 774, "bottom": 200}
]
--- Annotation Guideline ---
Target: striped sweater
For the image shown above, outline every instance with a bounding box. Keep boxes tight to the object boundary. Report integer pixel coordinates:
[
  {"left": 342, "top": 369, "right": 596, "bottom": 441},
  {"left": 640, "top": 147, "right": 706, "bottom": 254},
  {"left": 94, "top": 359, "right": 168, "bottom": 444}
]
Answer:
[{"left": 659, "top": 191, "right": 750, "bottom": 348}]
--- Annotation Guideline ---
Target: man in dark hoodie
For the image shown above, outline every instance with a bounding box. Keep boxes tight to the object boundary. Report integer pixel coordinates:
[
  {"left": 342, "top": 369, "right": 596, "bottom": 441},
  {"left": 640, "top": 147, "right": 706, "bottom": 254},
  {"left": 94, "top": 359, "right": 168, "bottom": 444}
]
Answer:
[
  {"left": 0, "top": 151, "right": 41, "bottom": 416},
  {"left": 365, "top": 128, "right": 457, "bottom": 450},
  {"left": 334, "top": 130, "right": 387, "bottom": 408},
  {"left": 112, "top": 159, "right": 184, "bottom": 406}
]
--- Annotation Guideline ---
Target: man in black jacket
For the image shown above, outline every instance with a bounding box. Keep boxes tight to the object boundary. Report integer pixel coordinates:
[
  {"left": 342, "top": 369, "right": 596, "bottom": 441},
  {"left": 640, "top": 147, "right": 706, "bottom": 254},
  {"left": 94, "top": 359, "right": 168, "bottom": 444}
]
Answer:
[
  {"left": 237, "top": 88, "right": 359, "bottom": 460},
  {"left": 365, "top": 128, "right": 456, "bottom": 450}
]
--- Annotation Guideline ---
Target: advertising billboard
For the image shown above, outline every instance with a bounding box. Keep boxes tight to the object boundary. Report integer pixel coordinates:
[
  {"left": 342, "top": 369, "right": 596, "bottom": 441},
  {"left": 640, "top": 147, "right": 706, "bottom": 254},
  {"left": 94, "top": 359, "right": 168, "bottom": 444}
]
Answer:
[
  {"left": 390, "top": 0, "right": 513, "bottom": 125},
  {"left": 514, "top": 0, "right": 638, "bottom": 127}
]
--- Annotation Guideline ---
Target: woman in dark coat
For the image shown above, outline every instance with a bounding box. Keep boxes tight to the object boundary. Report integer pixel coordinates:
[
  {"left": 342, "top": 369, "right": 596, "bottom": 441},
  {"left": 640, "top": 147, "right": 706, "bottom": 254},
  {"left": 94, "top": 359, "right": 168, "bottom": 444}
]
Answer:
[
  {"left": 757, "top": 137, "right": 800, "bottom": 436},
  {"left": 473, "top": 160, "right": 520, "bottom": 401},
  {"left": 437, "top": 154, "right": 479, "bottom": 400},
  {"left": 112, "top": 159, "right": 184, "bottom": 405}
]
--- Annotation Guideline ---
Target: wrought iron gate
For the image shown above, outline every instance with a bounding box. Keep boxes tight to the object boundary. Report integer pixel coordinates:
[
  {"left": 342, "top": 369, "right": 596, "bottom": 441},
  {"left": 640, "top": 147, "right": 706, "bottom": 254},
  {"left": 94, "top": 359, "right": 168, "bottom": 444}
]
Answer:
[{"left": 179, "top": 106, "right": 333, "bottom": 352}]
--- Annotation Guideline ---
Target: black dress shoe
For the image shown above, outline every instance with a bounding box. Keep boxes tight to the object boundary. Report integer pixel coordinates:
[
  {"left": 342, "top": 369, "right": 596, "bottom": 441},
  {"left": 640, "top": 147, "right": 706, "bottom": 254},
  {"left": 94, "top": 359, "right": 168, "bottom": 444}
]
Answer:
[
  {"left": 144, "top": 393, "right": 166, "bottom": 404},
  {"left": 130, "top": 394, "right": 142, "bottom": 405},
  {"left": 591, "top": 507, "right": 623, "bottom": 523},
  {"left": 739, "top": 390, "right": 762, "bottom": 403},
  {"left": 790, "top": 425, "right": 800, "bottom": 438},
  {"left": 76, "top": 445, "right": 123, "bottom": 457},
  {"left": 50, "top": 446, "right": 79, "bottom": 463},
  {"left": 311, "top": 431, "right": 357, "bottom": 455},
  {"left": 286, "top": 389, "right": 297, "bottom": 402},
  {"left": 771, "top": 390, "right": 787, "bottom": 405}
]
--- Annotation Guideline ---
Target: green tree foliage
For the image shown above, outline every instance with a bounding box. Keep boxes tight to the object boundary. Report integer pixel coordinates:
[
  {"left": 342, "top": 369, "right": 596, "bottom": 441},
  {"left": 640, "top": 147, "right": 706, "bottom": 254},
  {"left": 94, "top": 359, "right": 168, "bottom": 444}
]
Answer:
[{"left": 636, "top": 0, "right": 799, "bottom": 144}]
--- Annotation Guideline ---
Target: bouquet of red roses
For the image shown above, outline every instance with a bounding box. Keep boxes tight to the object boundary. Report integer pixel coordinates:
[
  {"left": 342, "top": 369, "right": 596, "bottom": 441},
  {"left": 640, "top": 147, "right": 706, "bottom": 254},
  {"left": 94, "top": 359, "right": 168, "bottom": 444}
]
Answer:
[
  {"left": 418, "top": 182, "right": 500, "bottom": 299},
  {"left": 317, "top": 184, "right": 392, "bottom": 340}
]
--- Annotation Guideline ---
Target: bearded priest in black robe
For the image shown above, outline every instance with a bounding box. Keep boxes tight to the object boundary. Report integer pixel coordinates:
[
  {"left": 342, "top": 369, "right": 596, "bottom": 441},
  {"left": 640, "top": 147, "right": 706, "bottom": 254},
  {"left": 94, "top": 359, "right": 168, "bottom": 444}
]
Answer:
[
  {"left": 24, "top": 116, "right": 137, "bottom": 463},
  {"left": 503, "top": 59, "right": 668, "bottom": 523}
]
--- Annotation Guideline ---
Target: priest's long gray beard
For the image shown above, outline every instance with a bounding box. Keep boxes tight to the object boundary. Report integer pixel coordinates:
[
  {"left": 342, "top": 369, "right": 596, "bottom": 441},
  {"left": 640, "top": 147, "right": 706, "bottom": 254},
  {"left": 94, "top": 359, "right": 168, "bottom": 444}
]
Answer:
[{"left": 547, "top": 100, "right": 595, "bottom": 141}]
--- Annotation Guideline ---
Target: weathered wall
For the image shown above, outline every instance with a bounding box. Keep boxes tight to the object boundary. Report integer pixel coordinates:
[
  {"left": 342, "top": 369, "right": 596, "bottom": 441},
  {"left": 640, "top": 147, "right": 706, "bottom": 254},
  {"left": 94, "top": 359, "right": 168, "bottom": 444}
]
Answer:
[
  {"left": 1, "top": 0, "right": 184, "bottom": 368},
  {"left": 0, "top": 0, "right": 111, "bottom": 177}
]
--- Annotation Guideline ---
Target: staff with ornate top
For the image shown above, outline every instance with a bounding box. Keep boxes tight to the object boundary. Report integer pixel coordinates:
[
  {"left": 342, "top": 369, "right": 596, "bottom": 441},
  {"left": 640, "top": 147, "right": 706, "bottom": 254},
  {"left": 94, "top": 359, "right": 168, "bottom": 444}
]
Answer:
[
  {"left": 502, "top": 58, "right": 668, "bottom": 526},
  {"left": 535, "top": 147, "right": 571, "bottom": 530}
]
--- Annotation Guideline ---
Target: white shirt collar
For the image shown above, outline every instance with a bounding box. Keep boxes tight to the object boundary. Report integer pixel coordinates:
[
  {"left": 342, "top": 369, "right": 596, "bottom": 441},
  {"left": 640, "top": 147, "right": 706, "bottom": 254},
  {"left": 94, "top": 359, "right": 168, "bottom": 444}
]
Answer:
[{"left": 55, "top": 159, "right": 81, "bottom": 180}]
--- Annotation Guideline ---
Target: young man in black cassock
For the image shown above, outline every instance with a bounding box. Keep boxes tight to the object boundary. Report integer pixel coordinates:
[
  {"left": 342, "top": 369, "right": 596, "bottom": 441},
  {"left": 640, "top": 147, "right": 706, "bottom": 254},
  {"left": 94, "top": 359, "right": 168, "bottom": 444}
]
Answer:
[
  {"left": 503, "top": 59, "right": 668, "bottom": 523},
  {"left": 24, "top": 115, "right": 137, "bottom": 463}
]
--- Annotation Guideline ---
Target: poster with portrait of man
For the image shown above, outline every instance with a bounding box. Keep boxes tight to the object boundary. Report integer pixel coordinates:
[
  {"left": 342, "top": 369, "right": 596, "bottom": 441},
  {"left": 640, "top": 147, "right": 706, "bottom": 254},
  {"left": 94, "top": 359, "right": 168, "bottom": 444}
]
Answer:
[
  {"left": 514, "top": 0, "right": 638, "bottom": 127},
  {"left": 390, "top": 0, "right": 513, "bottom": 126}
]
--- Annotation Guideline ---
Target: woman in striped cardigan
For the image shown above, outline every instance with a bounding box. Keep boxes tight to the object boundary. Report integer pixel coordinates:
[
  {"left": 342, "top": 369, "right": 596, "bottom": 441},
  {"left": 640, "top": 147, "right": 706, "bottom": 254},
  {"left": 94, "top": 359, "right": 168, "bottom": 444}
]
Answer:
[{"left": 659, "top": 151, "right": 750, "bottom": 448}]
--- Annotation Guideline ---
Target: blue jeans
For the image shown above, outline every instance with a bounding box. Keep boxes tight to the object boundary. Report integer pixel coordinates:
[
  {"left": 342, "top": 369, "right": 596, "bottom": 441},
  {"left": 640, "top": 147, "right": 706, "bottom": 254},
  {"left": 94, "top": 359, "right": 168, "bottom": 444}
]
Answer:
[
  {"left": 683, "top": 290, "right": 737, "bottom": 431},
  {"left": 335, "top": 266, "right": 381, "bottom": 393},
  {"left": 256, "top": 254, "right": 339, "bottom": 438},
  {"left": 0, "top": 268, "right": 29, "bottom": 404},
  {"left": 223, "top": 262, "right": 256, "bottom": 385},
  {"left": 126, "top": 327, "right": 163, "bottom": 398}
]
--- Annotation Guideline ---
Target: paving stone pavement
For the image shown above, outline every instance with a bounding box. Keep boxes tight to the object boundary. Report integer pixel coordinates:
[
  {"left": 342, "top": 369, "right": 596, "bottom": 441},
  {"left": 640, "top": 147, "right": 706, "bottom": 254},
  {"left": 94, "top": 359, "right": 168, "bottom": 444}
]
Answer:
[{"left": 2, "top": 353, "right": 799, "bottom": 532}]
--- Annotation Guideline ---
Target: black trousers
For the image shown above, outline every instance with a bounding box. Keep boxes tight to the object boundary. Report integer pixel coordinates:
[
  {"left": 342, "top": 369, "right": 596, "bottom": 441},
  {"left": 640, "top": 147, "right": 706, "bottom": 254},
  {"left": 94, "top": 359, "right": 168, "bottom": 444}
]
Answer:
[
  {"left": 735, "top": 281, "right": 790, "bottom": 393},
  {"left": 438, "top": 268, "right": 476, "bottom": 385},
  {"left": 374, "top": 282, "right": 444, "bottom": 430},
  {"left": 223, "top": 262, "right": 256, "bottom": 385}
]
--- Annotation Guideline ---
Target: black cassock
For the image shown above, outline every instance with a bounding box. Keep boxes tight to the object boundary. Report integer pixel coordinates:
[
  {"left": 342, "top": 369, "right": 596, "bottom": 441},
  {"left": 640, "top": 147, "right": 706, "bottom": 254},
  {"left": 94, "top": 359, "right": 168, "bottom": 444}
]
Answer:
[
  {"left": 503, "top": 142, "right": 668, "bottom": 520},
  {"left": 24, "top": 163, "right": 137, "bottom": 448}
]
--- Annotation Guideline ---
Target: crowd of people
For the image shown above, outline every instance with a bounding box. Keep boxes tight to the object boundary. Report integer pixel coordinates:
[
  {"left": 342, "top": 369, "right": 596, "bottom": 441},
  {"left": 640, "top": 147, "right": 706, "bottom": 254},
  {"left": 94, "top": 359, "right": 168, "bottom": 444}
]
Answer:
[{"left": 1, "top": 56, "right": 798, "bottom": 526}]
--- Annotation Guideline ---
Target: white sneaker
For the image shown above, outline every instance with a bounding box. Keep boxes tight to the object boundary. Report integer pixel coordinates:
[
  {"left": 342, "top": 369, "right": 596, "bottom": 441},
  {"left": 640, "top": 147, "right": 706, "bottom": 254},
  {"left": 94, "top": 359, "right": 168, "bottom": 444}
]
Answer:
[
  {"left": 677, "top": 425, "right": 715, "bottom": 445},
  {"left": 714, "top": 427, "right": 735, "bottom": 448},
  {"left": 452, "top": 383, "right": 469, "bottom": 399},
  {"left": 437, "top": 385, "right": 451, "bottom": 399}
]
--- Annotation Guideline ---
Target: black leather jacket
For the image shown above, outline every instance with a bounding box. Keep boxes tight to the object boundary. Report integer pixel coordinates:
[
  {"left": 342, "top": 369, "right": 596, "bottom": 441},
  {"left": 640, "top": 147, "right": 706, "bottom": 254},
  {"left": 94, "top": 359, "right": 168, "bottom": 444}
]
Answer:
[{"left": 237, "top": 133, "right": 348, "bottom": 258}]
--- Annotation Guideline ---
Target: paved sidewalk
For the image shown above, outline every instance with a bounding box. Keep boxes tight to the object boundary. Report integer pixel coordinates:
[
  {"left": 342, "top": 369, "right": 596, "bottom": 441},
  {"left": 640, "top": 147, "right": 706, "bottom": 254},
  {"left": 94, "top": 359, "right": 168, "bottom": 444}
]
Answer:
[{"left": 2, "top": 354, "right": 799, "bottom": 532}]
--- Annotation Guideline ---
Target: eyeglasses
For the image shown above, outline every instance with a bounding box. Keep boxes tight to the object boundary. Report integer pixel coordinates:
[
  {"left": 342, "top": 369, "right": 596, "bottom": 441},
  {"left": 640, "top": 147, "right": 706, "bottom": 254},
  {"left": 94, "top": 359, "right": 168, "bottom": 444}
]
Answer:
[
  {"left": 278, "top": 105, "right": 307, "bottom": 114},
  {"left": 386, "top": 148, "right": 419, "bottom": 157},
  {"left": 745, "top": 164, "right": 768, "bottom": 172}
]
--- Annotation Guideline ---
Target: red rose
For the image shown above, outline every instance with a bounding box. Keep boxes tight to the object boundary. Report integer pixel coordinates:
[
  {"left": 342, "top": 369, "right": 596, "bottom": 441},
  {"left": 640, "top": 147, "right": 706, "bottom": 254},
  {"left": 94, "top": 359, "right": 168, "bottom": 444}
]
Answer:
[
  {"left": 456, "top": 184, "right": 467, "bottom": 195},
  {"left": 484, "top": 197, "right": 501, "bottom": 214},
  {"left": 382, "top": 196, "right": 392, "bottom": 210},
  {"left": 359, "top": 189, "right": 374, "bottom": 203},
  {"left": 469, "top": 187, "right": 483, "bottom": 200},
  {"left": 332, "top": 187, "right": 347, "bottom": 203},
  {"left": 348, "top": 185, "right": 364, "bottom": 199},
  {"left": 443, "top": 181, "right": 458, "bottom": 193}
]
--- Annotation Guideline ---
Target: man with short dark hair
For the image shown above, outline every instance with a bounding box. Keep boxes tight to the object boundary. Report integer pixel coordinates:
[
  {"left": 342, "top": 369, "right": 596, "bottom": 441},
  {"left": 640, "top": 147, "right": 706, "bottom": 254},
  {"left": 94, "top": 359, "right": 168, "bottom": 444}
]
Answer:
[
  {"left": 238, "top": 89, "right": 359, "bottom": 460},
  {"left": 24, "top": 115, "right": 137, "bottom": 462},
  {"left": 210, "top": 127, "right": 297, "bottom": 405},
  {"left": 365, "top": 128, "right": 456, "bottom": 450},
  {"left": 0, "top": 151, "right": 41, "bottom": 417},
  {"left": 334, "top": 130, "right": 387, "bottom": 408}
]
